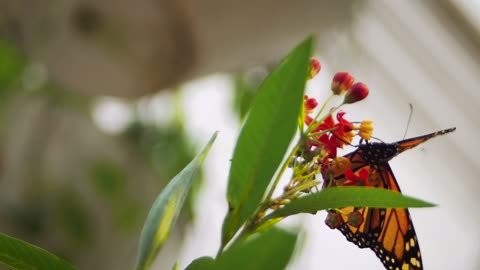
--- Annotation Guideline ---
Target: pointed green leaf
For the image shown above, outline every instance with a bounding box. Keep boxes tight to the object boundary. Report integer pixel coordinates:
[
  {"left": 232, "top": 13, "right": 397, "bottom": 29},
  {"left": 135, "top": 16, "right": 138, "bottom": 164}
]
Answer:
[
  {"left": 269, "top": 187, "right": 436, "bottom": 219},
  {"left": 135, "top": 132, "right": 218, "bottom": 270},
  {"left": 0, "top": 232, "right": 77, "bottom": 270},
  {"left": 222, "top": 36, "right": 315, "bottom": 245},
  {"left": 215, "top": 227, "right": 298, "bottom": 270}
]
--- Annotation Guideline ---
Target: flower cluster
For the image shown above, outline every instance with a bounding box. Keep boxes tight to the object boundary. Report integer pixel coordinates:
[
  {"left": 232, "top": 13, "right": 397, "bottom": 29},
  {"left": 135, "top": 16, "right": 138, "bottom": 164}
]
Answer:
[
  {"left": 302, "top": 61, "right": 372, "bottom": 167},
  {"left": 268, "top": 59, "right": 375, "bottom": 229},
  {"left": 290, "top": 58, "right": 375, "bottom": 228}
]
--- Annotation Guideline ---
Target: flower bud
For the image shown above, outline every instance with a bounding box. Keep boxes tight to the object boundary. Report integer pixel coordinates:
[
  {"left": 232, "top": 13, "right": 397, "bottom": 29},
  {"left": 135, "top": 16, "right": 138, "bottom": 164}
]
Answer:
[
  {"left": 331, "top": 72, "right": 355, "bottom": 95},
  {"left": 347, "top": 211, "right": 364, "bottom": 228},
  {"left": 330, "top": 157, "right": 352, "bottom": 178},
  {"left": 343, "top": 82, "right": 369, "bottom": 104},
  {"left": 325, "top": 211, "right": 343, "bottom": 229},
  {"left": 304, "top": 95, "right": 318, "bottom": 113},
  {"left": 307, "top": 58, "right": 321, "bottom": 80}
]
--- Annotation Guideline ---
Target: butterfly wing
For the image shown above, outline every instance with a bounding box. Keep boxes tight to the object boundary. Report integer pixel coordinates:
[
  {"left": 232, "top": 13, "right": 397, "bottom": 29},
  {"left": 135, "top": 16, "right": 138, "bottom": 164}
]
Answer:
[
  {"left": 329, "top": 128, "right": 455, "bottom": 269},
  {"left": 395, "top": 127, "right": 456, "bottom": 154},
  {"left": 333, "top": 151, "right": 423, "bottom": 270}
]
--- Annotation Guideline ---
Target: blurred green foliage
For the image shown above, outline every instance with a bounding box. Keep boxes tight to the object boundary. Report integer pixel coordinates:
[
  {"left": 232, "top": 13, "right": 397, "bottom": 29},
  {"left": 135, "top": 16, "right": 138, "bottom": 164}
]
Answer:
[
  {"left": 0, "top": 39, "right": 24, "bottom": 99},
  {"left": 89, "top": 161, "right": 143, "bottom": 233},
  {"left": 123, "top": 120, "right": 203, "bottom": 219},
  {"left": 124, "top": 121, "right": 195, "bottom": 181},
  {"left": 90, "top": 161, "right": 128, "bottom": 201},
  {"left": 56, "top": 188, "right": 93, "bottom": 247},
  {"left": 232, "top": 70, "right": 264, "bottom": 120},
  {"left": 0, "top": 37, "right": 203, "bottom": 269},
  {"left": 5, "top": 199, "right": 48, "bottom": 236}
]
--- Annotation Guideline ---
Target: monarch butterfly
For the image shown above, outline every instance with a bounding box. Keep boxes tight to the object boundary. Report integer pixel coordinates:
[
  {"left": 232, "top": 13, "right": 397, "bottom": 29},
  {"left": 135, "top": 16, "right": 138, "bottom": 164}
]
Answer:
[{"left": 331, "top": 127, "right": 456, "bottom": 270}]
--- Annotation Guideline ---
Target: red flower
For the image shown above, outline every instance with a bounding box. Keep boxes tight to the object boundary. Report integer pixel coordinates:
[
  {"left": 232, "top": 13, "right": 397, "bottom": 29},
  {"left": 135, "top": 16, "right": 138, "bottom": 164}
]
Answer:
[
  {"left": 304, "top": 95, "right": 318, "bottom": 113},
  {"left": 307, "top": 58, "right": 321, "bottom": 80},
  {"left": 320, "top": 156, "right": 331, "bottom": 175},
  {"left": 317, "top": 112, "right": 353, "bottom": 135},
  {"left": 343, "top": 82, "right": 369, "bottom": 104},
  {"left": 304, "top": 115, "right": 313, "bottom": 126},
  {"left": 307, "top": 112, "right": 356, "bottom": 157},
  {"left": 343, "top": 167, "right": 371, "bottom": 186},
  {"left": 331, "top": 72, "right": 355, "bottom": 95},
  {"left": 336, "top": 112, "right": 354, "bottom": 132},
  {"left": 317, "top": 114, "right": 335, "bottom": 131},
  {"left": 318, "top": 134, "right": 338, "bottom": 158}
]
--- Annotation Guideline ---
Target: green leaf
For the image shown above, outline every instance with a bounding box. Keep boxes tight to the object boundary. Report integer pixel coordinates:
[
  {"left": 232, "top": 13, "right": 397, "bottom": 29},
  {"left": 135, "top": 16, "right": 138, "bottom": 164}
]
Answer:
[
  {"left": 0, "top": 39, "right": 24, "bottom": 91},
  {"left": 214, "top": 227, "right": 298, "bottom": 270},
  {"left": 134, "top": 132, "right": 218, "bottom": 270},
  {"left": 184, "top": 256, "right": 215, "bottom": 270},
  {"left": 221, "top": 36, "right": 315, "bottom": 245},
  {"left": 0, "top": 232, "right": 77, "bottom": 270},
  {"left": 269, "top": 187, "right": 436, "bottom": 219}
]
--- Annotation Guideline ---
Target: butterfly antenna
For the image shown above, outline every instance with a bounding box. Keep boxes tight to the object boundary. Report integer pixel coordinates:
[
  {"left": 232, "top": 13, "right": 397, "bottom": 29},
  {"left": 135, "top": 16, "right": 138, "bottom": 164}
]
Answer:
[
  {"left": 369, "top": 136, "right": 385, "bottom": 143},
  {"left": 403, "top": 103, "right": 414, "bottom": 140}
]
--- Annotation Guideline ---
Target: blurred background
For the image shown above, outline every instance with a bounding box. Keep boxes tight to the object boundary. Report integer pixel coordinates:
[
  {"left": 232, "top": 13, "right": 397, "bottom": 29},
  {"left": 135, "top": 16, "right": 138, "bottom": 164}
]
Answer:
[{"left": 0, "top": 0, "right": 479, "bottom": 269}]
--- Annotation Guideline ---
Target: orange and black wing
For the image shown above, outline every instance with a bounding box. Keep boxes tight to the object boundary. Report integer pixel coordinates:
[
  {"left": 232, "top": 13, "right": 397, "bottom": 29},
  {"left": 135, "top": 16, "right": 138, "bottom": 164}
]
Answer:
[
  {"left": 330, "top": 127, "right": 455, "bottom": 269},
  {"left": 334, "top": 152, "right": 423, "bottom": 269},
  {"left": 395, "top": 127, "right": 456, "bottom": 154}
]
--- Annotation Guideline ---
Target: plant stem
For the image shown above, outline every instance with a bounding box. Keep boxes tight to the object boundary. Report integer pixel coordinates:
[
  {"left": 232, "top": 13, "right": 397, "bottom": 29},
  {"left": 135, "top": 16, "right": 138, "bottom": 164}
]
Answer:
[
  {"left": 306, "top": 103, "right": 344, "bottom": 135},
  {"left": 264, "top": 143, "right": 300, "bottom": 202},
  {"left": 274, "top": 180, "right": 320, "bottom": 202}
]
